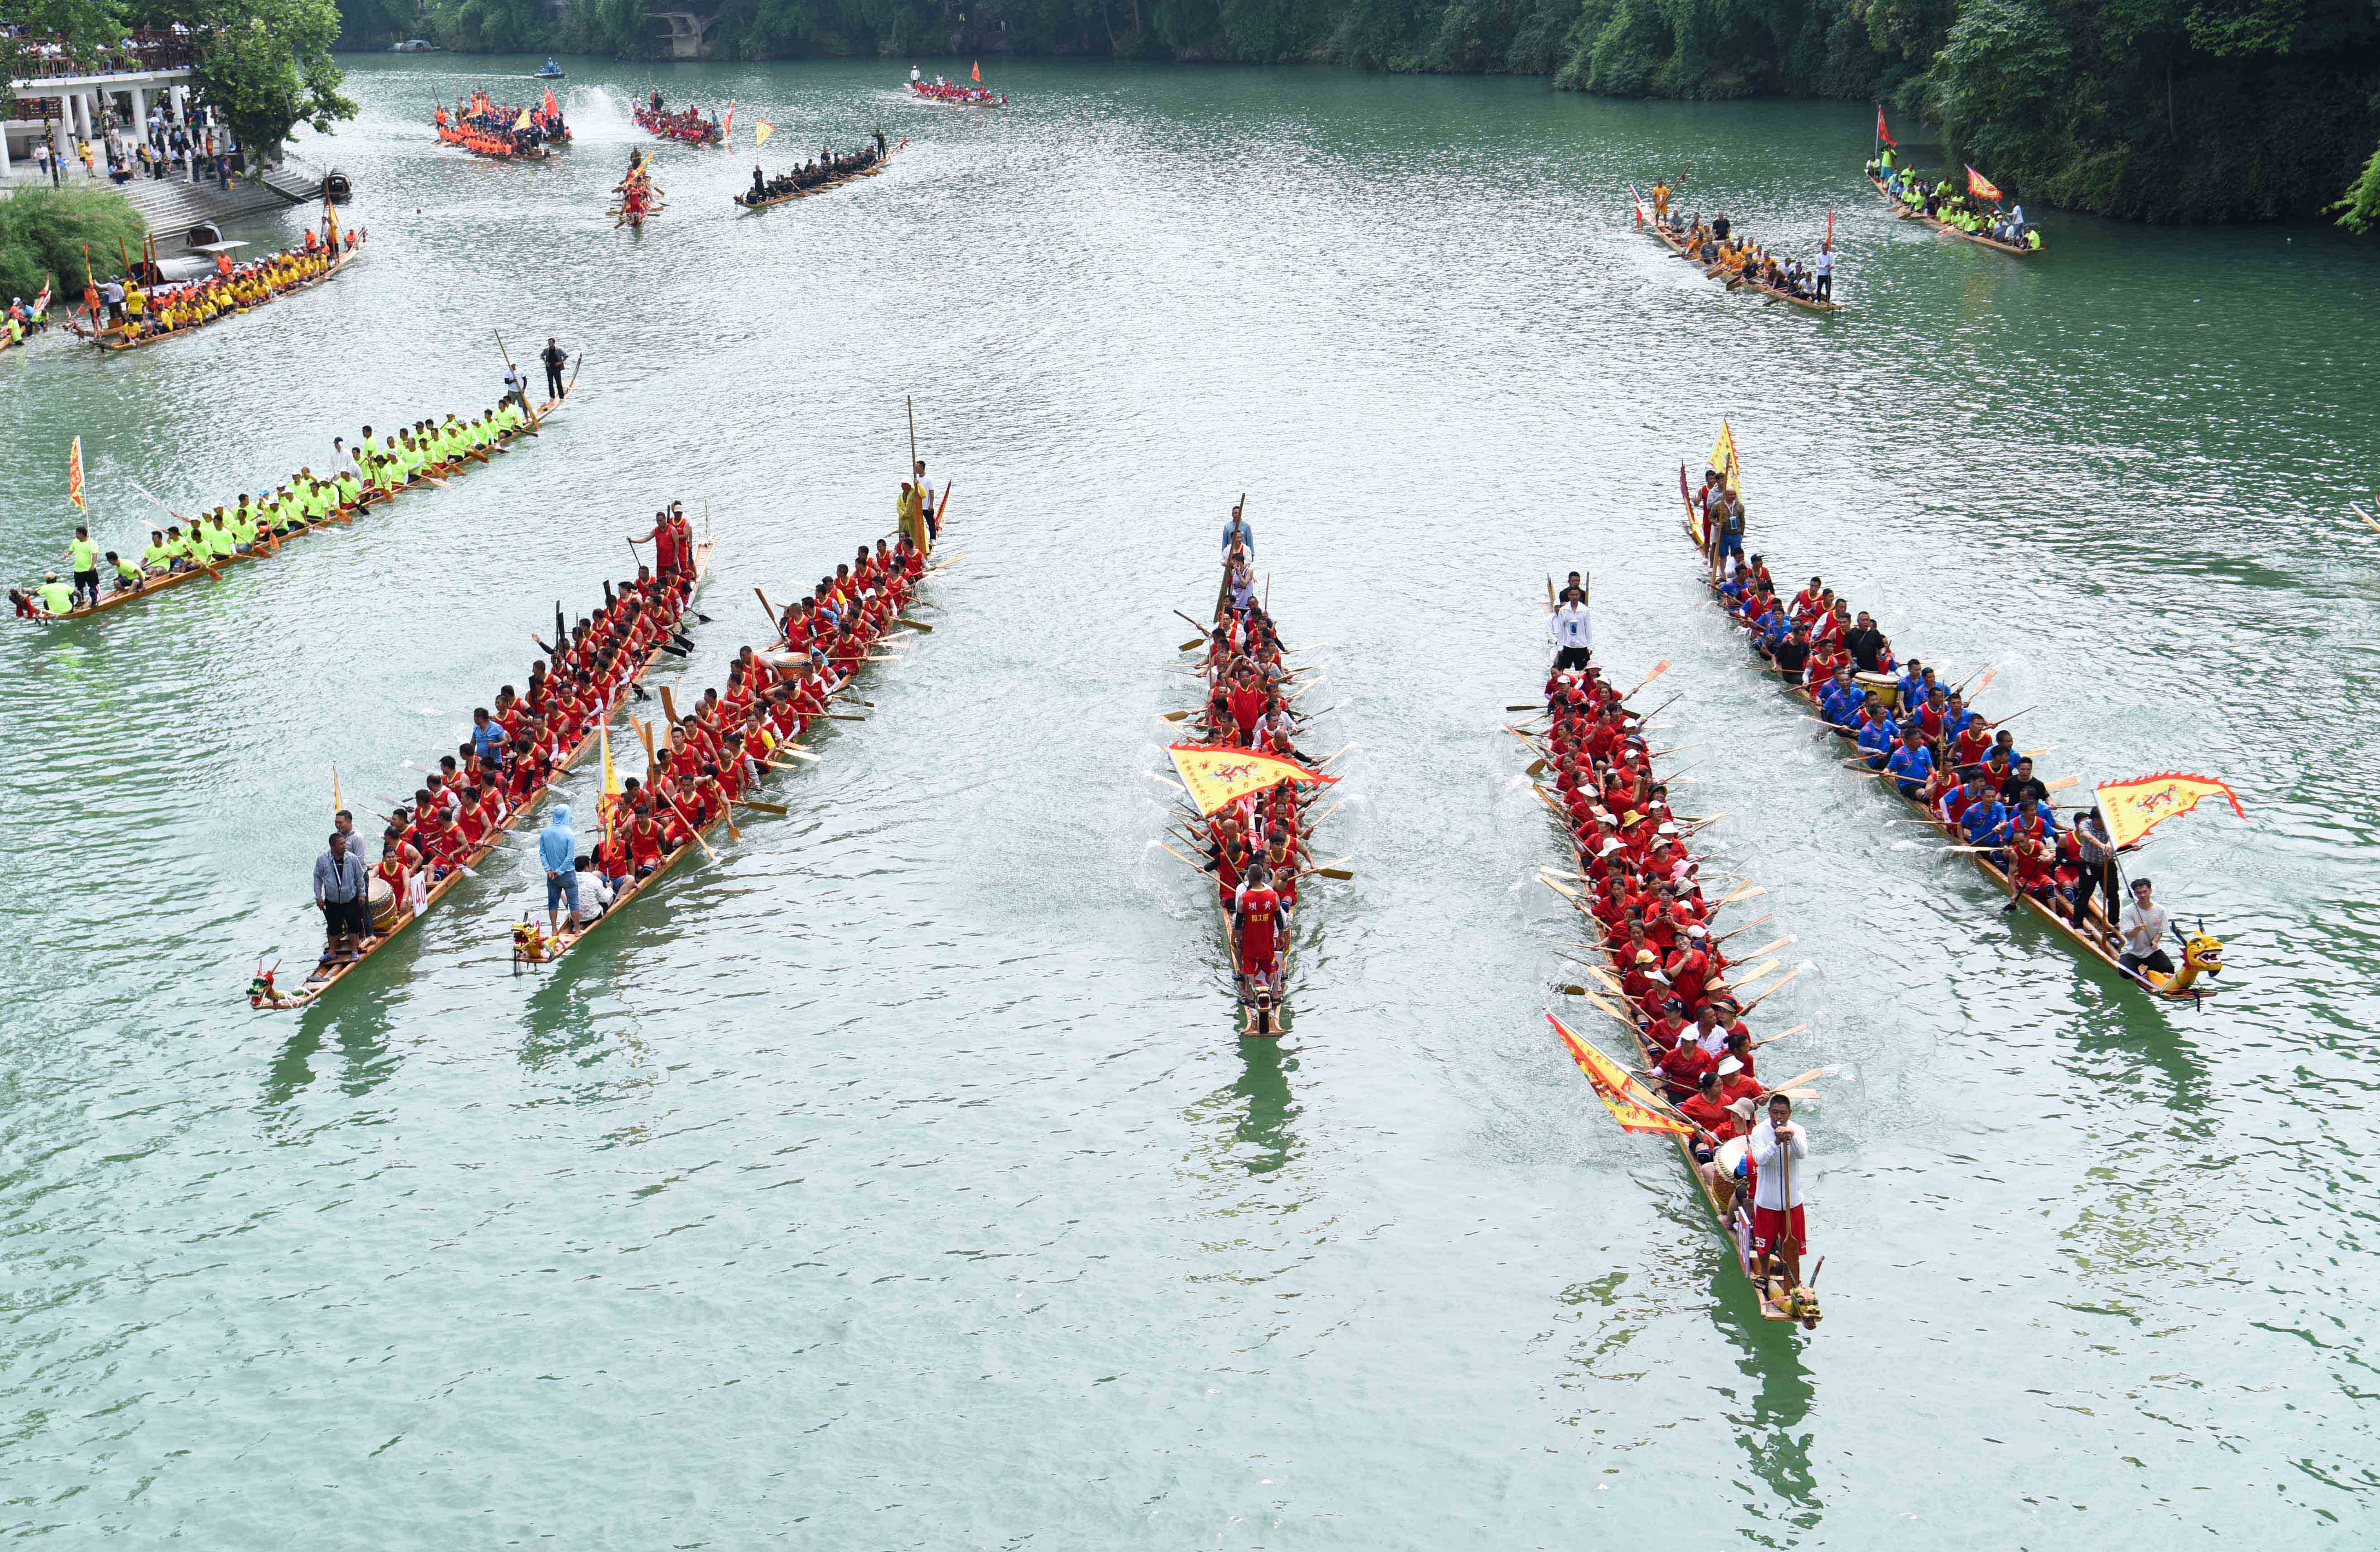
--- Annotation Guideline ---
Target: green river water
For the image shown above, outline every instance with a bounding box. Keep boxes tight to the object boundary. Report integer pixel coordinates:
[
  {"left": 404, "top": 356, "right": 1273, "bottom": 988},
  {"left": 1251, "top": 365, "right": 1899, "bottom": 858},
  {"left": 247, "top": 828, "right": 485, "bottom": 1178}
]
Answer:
[{"left": 2, "top": 53, "right": 2377, "bottom": 1548}]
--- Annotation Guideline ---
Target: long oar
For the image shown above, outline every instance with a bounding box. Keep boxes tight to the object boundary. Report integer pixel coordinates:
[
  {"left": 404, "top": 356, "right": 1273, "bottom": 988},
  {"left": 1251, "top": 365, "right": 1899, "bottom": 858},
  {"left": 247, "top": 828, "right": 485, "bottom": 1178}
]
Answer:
[
  {"left": 1751, "top": 1021, "right": 1809, "bottom": 1050},
  {"left": 1622, "top": 660, "right": 1672, "bottom": 700},
  {"left": 1738, "top": 965, "right": 1802, "bottom": 1011},
  {"left": 1713, "top": 912, "right": 1773, "bottom": 941}
]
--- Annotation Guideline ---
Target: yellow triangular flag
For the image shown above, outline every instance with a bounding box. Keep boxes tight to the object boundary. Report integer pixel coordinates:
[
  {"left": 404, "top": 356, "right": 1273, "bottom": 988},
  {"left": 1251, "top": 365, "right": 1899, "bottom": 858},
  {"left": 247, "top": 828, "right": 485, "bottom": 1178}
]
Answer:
[
  {"left": 514, "top": 109, "right": 531, "bottom": 131},
  {"left": 755, "top": 120, "right": 774, "bottom": 147}
]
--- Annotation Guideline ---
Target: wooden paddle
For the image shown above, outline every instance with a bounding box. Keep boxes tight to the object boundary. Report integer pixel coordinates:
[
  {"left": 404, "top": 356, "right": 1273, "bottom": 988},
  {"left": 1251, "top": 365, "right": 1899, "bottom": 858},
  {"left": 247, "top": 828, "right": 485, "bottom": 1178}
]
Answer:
[
  {"left": 738, "top": 796, "right": 787, "bottom": 815},
  {"left": 895, "top": 617, "right": 935, "bottom": 632},
  {"left": 1713, "top": 912, "right": 1773, "bottom": 941},
  {"left": 1623, "top": 660, "right": 1673, "bottom": 700},
  {"left": 1736, "top": 933, "right": 1796, "bottom": 962},
  {"left": 1739, "top": 965, "right": 1801, "bottom": 1011},
  {"left": 1751, "top": 1021, "right": 1809, "bottom": 1049},
  {"left": 1305, "top": 856, "right": 1353, "bottom": 880}
]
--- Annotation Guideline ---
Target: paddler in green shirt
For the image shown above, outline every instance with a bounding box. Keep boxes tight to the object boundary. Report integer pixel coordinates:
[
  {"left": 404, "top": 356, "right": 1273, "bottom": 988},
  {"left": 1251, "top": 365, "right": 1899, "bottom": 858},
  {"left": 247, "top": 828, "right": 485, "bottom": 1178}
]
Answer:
[
  {"left": 140, "top": 531, "right": 173, "bottom": 576},
  {"left": 36, "top": 572, "right": 75, "bottom": 614},
  {"left": 110, "top": 550, "right": 140, "bottom": 592},
  {"left": 204, "top": 513, "right": 237, "bottom": 561},
  {"left": 335, "top": 469, "right": 361, "bottom": 507}
]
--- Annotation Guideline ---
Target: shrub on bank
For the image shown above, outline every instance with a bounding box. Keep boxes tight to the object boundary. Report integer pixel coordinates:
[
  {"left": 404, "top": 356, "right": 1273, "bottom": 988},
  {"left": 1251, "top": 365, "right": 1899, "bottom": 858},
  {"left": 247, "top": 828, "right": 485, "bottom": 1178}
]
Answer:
[{"left": 0, "top": 185, "right": 148, "bottom": 302}]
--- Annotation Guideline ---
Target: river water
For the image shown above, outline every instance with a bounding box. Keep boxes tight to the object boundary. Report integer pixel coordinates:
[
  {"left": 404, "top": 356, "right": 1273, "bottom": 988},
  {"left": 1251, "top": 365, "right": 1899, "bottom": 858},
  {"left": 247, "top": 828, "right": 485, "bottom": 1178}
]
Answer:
[{"left": 3, "top": 53, "right": 2377, "bottom": 1547}]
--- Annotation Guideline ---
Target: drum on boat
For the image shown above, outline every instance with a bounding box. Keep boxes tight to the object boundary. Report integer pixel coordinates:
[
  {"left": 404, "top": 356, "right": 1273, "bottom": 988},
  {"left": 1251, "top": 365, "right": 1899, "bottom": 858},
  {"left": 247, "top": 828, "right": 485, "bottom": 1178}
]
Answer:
[
  {"left": 1855, "top": 671, "right": 1900, "bottom": 710},
  {"left": 368, "top": 874, "right": 399, "bottom": 930}
]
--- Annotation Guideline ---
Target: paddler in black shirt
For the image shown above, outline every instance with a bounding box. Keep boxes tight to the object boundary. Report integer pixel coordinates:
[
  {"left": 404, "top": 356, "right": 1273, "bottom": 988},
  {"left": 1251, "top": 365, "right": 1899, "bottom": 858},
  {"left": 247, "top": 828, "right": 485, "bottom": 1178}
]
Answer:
[
  {"left": 1845, "top": 611, "right": 1888, "bottom": 674},
  {"left": 1771, "top": 622, "right": 1811, "bottom": 679}
]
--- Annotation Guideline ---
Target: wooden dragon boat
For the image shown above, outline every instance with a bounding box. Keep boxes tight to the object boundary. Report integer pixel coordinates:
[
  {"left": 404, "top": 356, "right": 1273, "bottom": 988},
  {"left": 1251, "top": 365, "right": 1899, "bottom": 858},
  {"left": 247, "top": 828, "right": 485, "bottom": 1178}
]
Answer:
[
  {"left": 86, "top": 242, "right": 363, "bottom": 354},
  {"left": 509, "top": 505, "right": 954, "bottom": 966},
  {"left": 1158, "top": 551, "right": 1346, "bottom": 1038},
  {"left": 908, "top": 81, "right": 1007, "bottom": 107},
  {"left": 18, "top": 387, "right": 569, "bottom": 626},
  {"left": 1515, "top": 599, "right": 1822, "bottom": 1327},
  {"left": 249, "top": 536, "right": 714, "bottom": 1010},
  {"left": 733, "top": 140, "right": 902, "bottom": 211},
  {"left": 1632, "top": 188, "right": 1840, "bottom": 316},
  {"left": 1678, "top": 464, "right": 2231, "bottom": 1001},
  {"left": 1865, "top": 173, "right": 2037, "bottom": 255}
]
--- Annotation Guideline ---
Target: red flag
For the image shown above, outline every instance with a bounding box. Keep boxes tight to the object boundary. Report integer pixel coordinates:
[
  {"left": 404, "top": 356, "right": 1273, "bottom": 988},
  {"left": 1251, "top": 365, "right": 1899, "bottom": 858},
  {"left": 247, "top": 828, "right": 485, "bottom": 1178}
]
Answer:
[
  {"left": 1825, "top": 207, "right": 1834, "bottom": 243},
  {"left": 67, "top": 436, "right": 84, "bottom": 510},
  {"left": 721, "top": 100, "right": 735, "bottom": 141},
  {"left": 971, "top": 60, "right": 982, "bottom": 83},
  {"left": 1967, "top": 164, "right": 2004, "bottom": 202},
  {"left": 542, "top": 86, "right": 558, "bottom": 117},
  {"left": 1876, "top": 106, "right": 1895, "bottom": 148}
]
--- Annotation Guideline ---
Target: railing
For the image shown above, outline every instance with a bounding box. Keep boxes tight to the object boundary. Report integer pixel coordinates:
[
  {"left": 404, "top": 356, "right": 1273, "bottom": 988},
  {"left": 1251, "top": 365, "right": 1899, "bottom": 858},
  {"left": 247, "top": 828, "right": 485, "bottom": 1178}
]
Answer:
[{"left": 5, "top": 32, "right": 197, "bottom": 81}]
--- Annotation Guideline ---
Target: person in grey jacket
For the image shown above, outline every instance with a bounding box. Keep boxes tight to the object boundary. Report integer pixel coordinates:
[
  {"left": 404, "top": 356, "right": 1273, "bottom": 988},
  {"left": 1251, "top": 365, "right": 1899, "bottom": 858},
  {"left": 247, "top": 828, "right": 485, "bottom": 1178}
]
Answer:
[{"left": 313, "top": 832, "right": 372, "bottom": 963}]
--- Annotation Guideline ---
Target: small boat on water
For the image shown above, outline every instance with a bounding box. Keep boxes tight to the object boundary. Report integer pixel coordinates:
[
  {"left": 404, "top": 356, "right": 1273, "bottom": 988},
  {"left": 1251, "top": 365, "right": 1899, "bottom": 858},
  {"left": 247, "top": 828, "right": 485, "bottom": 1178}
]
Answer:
[
  {"left": 15, "top": 384, "right": 571, "bottom": 627},
  {"left": 254, "top": 522, "right": 709, "bottom": 1012},
  {"left": 909, "top": 71, "right": 1006, "bottom": 107},
  {"left": 1865, "top": 170, "right": 2041, "bottom": 254},
  {"left": 1679, "top": 426, "right": 2241, "bottom": 1002},
  {"left": 1158, "top": 530, "right": 1347, "bottom": 1039},
  {"left": 1632, "top": 185, "right": 1839, "bottom": 315},
  {"left": 1515, "top": 603, "right": 1822, "bottom": 1327},
  {"left": 509, "top": 508, "right": 948, "bottom": 968},
  {"left": 532, "top": 58, "right": 565, "bottom": 80},
  {"left": 389, "top": 38, "right": 439, "bottom": 53},
  {"left": 633, "top": 94, "right": 724, "bottom": 146},
  {"left": 735, "top": 137, "right": 899, "bottom": 210}
]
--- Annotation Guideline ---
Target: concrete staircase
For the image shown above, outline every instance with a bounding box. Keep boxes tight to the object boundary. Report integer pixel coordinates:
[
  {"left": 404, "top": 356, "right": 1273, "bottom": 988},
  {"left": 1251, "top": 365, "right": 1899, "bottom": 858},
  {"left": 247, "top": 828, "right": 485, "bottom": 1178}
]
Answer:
[{"left": 100, "top": 165, "right": 320, "bottom": 241}]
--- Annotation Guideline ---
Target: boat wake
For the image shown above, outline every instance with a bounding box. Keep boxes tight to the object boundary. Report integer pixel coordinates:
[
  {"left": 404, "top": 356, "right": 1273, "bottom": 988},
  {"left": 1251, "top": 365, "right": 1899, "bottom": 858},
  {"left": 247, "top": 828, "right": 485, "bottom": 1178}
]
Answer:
[{"left": 565, "top": 86, "right": 638, "bottom": 145}]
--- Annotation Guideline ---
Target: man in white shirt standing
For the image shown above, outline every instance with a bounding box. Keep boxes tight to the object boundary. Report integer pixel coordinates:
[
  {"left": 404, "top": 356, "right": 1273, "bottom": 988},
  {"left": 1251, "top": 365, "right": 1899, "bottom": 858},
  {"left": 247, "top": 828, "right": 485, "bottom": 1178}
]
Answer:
[
  {"left": 1749, "top": 1092, "right": 1812, "bottom": 1313},
  {"left": 1548, "top": 577, "right": 1592, "bottom": 671},
  {"left": 1814, "top": 240, "right": 1834, "bottom": 303},
  {"left": 2117, "top": 877, "right": 2174, "bottom": 982}
]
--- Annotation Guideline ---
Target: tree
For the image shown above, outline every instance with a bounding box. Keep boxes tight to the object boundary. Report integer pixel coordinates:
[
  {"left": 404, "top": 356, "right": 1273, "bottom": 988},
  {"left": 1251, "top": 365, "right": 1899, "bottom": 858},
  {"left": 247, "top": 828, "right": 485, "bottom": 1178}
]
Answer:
[
  {"left": 127, "top": 0, "right": 356, "bottom": 170},
  {"left": 0, "top": 184, "right": 148, "bottom": 299}
]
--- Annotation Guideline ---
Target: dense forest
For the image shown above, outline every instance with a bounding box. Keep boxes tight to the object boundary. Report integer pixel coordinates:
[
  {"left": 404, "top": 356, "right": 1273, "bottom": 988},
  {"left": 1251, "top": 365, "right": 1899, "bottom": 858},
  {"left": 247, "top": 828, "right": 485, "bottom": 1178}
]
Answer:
[{"left": 336, "top": 0, "right": 2380, "bottom": 226}]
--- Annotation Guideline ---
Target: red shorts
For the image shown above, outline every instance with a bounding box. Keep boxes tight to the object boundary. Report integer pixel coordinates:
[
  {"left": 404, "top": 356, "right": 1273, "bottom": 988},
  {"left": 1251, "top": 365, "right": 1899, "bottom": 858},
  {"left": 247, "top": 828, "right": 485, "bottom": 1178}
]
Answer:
[{"left": 1751, "top": 1205, "right": 1806, "bottom": 1254}]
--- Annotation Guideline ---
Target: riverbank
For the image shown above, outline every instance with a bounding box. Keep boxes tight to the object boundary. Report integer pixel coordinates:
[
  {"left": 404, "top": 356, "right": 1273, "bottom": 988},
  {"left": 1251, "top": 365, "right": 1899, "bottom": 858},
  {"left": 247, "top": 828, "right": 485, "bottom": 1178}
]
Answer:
[{"left": 344, "top": 0, "right": 2380, "bottom": 225}]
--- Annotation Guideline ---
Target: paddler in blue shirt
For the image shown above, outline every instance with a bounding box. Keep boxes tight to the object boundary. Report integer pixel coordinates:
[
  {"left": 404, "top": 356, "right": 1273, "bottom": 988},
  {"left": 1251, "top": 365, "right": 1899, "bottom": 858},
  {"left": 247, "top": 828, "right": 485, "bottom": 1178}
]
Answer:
[
  {"left": 1855, "top": 712, "right": 1895, "bottom": 770},
  {"left": 1886, "top": 722, "right": 1934, "bottom": 798}
]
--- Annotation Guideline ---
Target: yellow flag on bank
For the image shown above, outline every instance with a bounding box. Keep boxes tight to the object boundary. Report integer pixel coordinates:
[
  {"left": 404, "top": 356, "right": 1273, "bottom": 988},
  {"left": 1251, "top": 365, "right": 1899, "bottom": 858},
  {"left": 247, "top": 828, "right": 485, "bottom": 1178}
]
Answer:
[
  {"left": 2095, "top": 772, "right": 2246, "bottom": 851},
  {"left": 755, "top": 120, "right": 774, "bottom": 147},
  {"left": 1167, "top": 744, "right": 1336, "bottom": 816},
  {"left": 1549, "top": 1015, "right": 1694, "bottom": 1136}
]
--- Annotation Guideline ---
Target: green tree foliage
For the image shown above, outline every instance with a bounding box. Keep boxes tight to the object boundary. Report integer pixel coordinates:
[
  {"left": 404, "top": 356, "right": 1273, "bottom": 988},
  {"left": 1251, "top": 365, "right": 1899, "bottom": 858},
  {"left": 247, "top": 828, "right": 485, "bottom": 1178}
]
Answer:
[
  {"left": 314, "top": 0, "right": 2380, "bottom": 225},
  {"left": 128, "top": 0, "right": 358, "bottom": 168},
  {"left": 0, "top": 185, "right": 148, "bottom": 299}
]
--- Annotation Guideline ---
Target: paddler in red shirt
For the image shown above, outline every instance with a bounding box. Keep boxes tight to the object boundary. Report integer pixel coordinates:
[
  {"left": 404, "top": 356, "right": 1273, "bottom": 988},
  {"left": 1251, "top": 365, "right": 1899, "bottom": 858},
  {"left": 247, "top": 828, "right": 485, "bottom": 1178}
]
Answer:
[{"left": 1234, "top": 860, "right": 1284, "bottom": 994}]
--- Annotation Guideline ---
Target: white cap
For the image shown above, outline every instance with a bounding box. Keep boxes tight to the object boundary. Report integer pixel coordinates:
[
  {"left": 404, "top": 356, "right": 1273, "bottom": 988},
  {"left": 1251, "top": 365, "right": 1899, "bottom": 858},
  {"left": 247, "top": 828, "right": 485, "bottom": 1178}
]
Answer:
[
  {"left": 1717, "top": 1056, "right": 1742, "bottom": 1076},
  {"left": 1688, "top": 924, "right": 1707, "bottom": 938}
]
